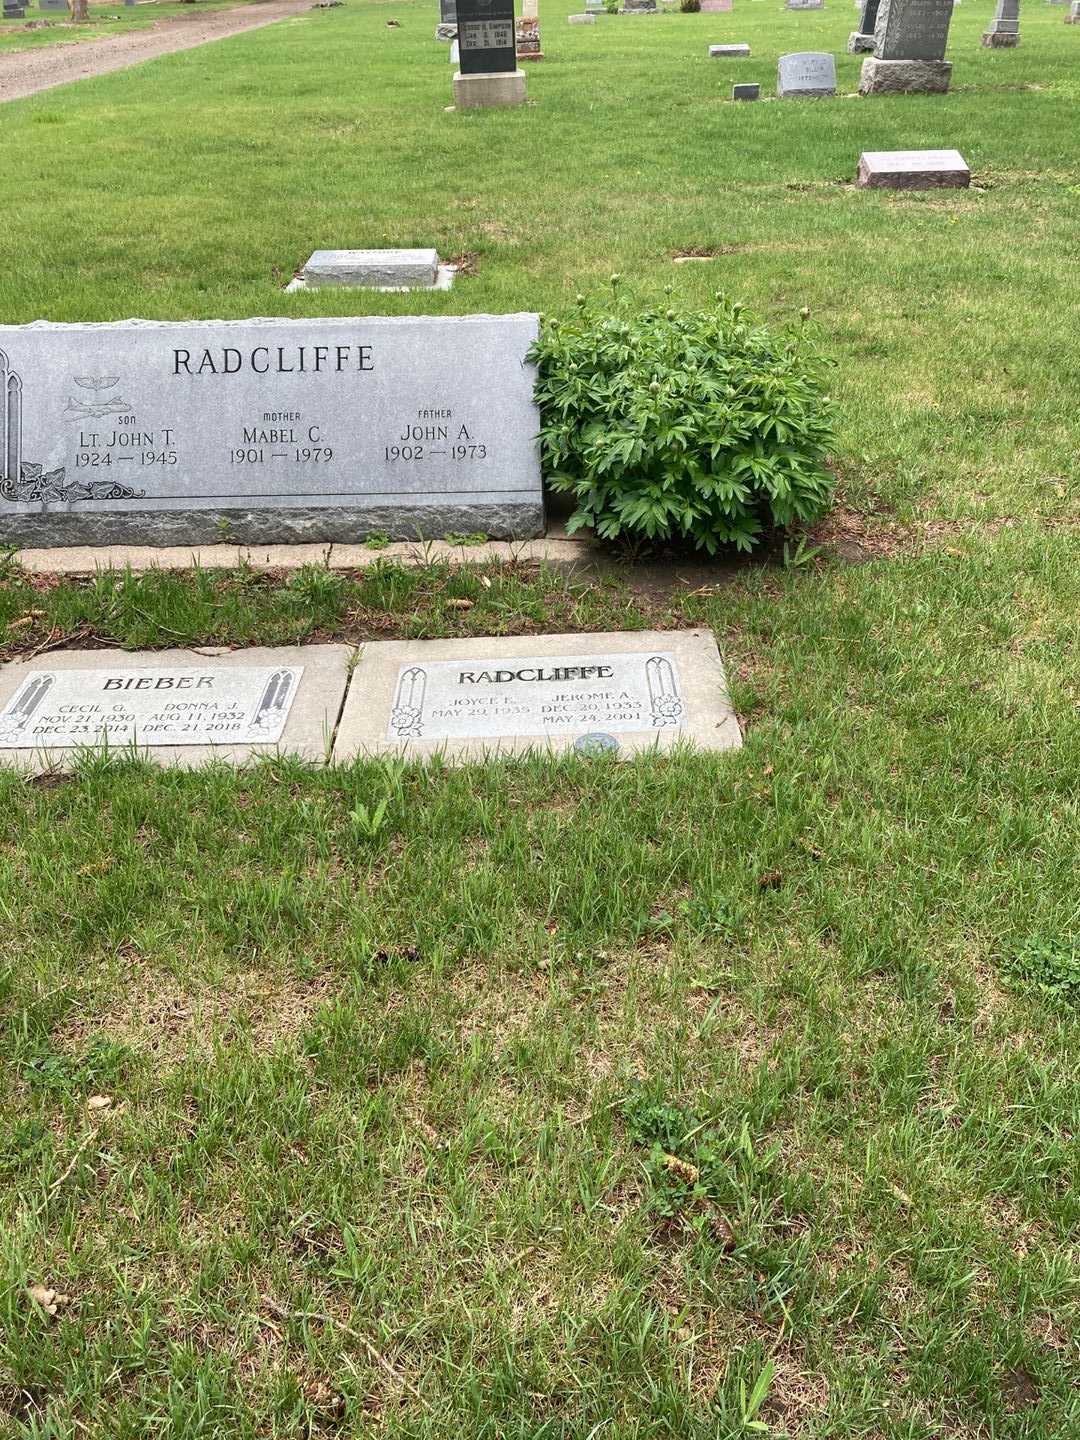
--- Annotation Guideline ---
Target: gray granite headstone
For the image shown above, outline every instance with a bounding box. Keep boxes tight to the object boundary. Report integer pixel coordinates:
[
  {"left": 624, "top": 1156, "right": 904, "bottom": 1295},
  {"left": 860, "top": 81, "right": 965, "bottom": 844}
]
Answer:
[
  {"left": 0, "top": 645, "right": 352, "bottom": 770},
  {"left": 332, "top": 630, "right": 742, "bottom": 763},
  {"left": 0, "top": 318, "right": 543, "bottom": 546},
  {"left": 440, "top": 0, "right": 458, "bottom": 19},
  {"left": 860, "top": 0, "right": 954, "bottom": 91},
  {"left": 777, "top": 51, "right": 837, "bottom": 96},
  {"left": 732, "top": 82, "right": 760, "bottom": 98},
  {"left": 1067, "top": 1, "right": 1080, "bottom": 21},
  {"left": 2, "top": 0, "right": 28, "bottom": 16},
  {"left": 982, "top": 0, "right": 1018, "bottom": 43},
  {"left": 785, "top": 0, "right": 824, "bottom": 8},
  {"left": 39, "top": 0, "right": 67, "bottom": 10}
]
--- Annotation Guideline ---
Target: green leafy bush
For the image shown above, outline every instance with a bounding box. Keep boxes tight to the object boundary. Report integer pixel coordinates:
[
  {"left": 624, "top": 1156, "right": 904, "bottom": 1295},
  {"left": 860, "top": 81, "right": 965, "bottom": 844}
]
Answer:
[
  {"left": 679, "top": 0, "right": 702, "bottom": 11},
  {"left": 530, "top": 289, "right": 836, "bottom": 554}
]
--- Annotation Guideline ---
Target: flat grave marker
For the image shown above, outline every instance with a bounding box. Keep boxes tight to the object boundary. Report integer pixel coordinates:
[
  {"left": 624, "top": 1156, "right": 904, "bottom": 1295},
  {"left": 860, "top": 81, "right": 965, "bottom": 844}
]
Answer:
[
  {"left": 700, "top": 0, "right": 734, "bottom": 12},
  {"left": 0, "top": 316, "right": 543, "bottom": 546},
  {"left": 733, "top": 81, "right": 761, "bottom": 98},
  {"left": 333, "top": 630, "right": 742, "bottom": 763},
  {"left": 857, "top": 148, "right": 970, "bottom": 188},
  {"left": 710, "top": 42, "right": 751, "bottom": 55},
  {"left": 0, "top": 645, "right": 352, "bottom": 770}
]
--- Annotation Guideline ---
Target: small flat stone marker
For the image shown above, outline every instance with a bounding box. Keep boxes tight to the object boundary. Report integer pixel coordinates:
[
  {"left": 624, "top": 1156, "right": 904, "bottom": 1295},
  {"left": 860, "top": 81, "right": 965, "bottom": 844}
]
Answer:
[
  {"left": 777, "top": 51, "right": 837, "bottom": 97},
  {"left": 0, "top": 645, "right": 352, "bottom": 770},
  {"left": 857, "top": 149, "right": 970, "bottom": 190},
  {"left": 333, "top": 630, "right": 741, "bottom": 763},
  {"left": 710, "top": 43, "right": 751, "bottom": 56},
  {"left": 568, "top": 10, "right": 597, "bottom": 18},
  {"left": 301, "top": 249, "right": 440, "bottom": 290},
  {"left": 732, "top": 82, "right": 760, "bottom": 99}
]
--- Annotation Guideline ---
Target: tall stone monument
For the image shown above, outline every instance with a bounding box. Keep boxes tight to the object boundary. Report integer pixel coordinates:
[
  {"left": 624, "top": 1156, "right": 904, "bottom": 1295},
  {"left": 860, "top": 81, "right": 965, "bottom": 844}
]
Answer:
[
  {"left": 453, "top": 0, "right": 526, "bottom": 109},
  {"left": 982, "top": 0, "right": 1019, "bottom": 41},
  {"left": 516, "top": 0, "right": 543, "bottom": 60},
  {"left": 849, "top": 0, "right": 880, "bottom": 50},
  {"left": 859, "top": 0, "right": 955, "bottom": 94}
]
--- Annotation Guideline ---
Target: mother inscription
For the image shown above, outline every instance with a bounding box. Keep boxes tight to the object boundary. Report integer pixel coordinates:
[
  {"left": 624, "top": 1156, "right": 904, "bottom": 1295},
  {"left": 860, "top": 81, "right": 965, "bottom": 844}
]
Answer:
[{"left": 0, "top": 315, "right": 542, "bottom": 546}]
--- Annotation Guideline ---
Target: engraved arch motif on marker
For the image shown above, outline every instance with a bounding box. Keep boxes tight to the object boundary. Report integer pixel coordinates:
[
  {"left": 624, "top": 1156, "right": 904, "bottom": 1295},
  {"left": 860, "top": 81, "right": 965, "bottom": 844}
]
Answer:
[
  {"left": 0, "top": 350, "right": 23, "bottom": 488},
  {"left": 645, "top": 656, "right": 684, "bottom": 728},
  {"left": 249, "top": 669, "right": 295, "bottom": 730},
  {"left": 0, "top": 673, "right": 55, "bottom": 737},
  {"left": 390, "top": 667, "right": 427, "bottom": 738}
]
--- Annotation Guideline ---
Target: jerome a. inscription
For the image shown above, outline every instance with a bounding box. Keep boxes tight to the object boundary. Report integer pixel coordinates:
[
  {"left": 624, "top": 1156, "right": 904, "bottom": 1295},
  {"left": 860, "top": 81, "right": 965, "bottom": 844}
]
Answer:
[{"left": 0, "top": 315, "right": 543, "bottom": 546}]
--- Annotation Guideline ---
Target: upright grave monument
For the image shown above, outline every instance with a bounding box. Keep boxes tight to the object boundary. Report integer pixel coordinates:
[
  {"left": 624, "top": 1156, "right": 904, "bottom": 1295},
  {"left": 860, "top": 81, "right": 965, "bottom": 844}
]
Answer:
[
  {"left": 849, "top": 0, "right": 880, "bottom": 50},
  {"left": 860, "top": 0, "right": 955, "bottom": 93},
  {"left": 0, "top": 318, "right": 543, "bottom": 546},
  {"left": 516, "top": 0, "right": 543, "bottom": 60},
  {"left": 1067, "top": 1, "right": 1080, "bottom": 20},
  {"left": 777, "top": 51, "right": 837, "bottom": 96},
  {"left": 2, "top": 0, "right": 28, "bottom": 17},
  {"left": 982, "top": 0, "right": 1019, "bottom": 44},
  {"left": 436, "top": 0, "right": 458, "bottom": 41},
  {"left": 453, "top": 0, "right": 526, "bottom": 108}
]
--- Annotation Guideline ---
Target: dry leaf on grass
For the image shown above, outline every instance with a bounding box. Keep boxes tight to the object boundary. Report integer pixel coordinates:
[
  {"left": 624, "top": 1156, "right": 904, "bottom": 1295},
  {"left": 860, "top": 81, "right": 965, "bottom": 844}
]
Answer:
[
  {"left": 86, "top": 1095, "right": 113, "bottom": 1113},
  {"left": 26, "top": 1284, "right": 70, "bottom": 1317},
  {"left": 663, "top": 1153, "right": 701, "bottom": 1185}
]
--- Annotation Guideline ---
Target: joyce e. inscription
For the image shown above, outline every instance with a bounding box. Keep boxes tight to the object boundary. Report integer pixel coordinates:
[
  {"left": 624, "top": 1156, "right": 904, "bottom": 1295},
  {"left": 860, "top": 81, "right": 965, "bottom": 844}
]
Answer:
[
  {"left": 0, "top": 665, "right": 303, "bottom": 750},
  {"left": 387, "top": 651, "right": 685, "bottom": 741},
  {"left": 0, "top": 316, "right": 543, "bottom": 545}
]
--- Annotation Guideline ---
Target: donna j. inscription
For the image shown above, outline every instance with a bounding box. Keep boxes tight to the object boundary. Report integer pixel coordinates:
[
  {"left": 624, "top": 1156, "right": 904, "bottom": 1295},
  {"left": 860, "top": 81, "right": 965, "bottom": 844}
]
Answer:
[
  {"left": 0, "top": 315, "right": 543, "bottom": 545},
  {"left": 0, "top": 666, "right": 302, "bottom": 750},
  {"left": 386, "top": 651, "right": 685, "bottom": 741}
]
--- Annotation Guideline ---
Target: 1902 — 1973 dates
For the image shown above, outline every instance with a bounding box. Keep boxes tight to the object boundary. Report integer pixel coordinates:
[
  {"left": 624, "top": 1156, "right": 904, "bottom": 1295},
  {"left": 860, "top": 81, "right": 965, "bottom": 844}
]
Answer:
[{"left": 384, "top": 443, "right": 488, "bottom": 462}]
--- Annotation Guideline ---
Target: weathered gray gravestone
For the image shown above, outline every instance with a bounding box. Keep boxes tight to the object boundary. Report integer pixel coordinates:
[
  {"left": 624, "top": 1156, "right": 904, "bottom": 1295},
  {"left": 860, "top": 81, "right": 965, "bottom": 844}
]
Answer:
[
  {"left": 1067, "top": 0, "right": 1080, "bottom": 20},
  {"left": 785, "top": 0, "right": 824, "bottom": 8},
  {"left": 777, "top": 51, "right": 837, "bottom": 96},
  {"left": 2, "top": 0, "right": 29, "bottom": 17},
  {"left": 848, "top": 0, "right": 880, "bottom": 50},
  {"left": 859, "top": 0, "right": 955, "bottom": 94},
  {"left": 0, "top": 318, "right": 543, "bottom": 546},
  {"left": 39, "top": 0, "right": 68, "bottom": 10},
  {"left": 453, "top": 0, "right": 526, "bottom": 107},
  {"left": 982, "top": 0, "right": 1018, "bottom": 43}
]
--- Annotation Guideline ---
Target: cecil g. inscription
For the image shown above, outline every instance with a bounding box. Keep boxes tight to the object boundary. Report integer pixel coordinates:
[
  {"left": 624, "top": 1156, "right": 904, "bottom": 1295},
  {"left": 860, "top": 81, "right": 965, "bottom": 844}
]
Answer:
[
  {"left": 0, "top": 315, "right": 542, "bottom": 546},
  {"left": 0, "top": 665, "right": 303, "bottom": 750}
]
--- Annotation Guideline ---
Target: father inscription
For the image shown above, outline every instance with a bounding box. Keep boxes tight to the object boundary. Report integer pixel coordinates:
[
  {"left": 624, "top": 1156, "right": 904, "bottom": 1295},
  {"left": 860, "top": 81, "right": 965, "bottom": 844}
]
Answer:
[
  {"left": 0, "top": 317, "right": 543, "bottom": 546},
  {"left": 333, "top": 630, "right": 742, "bottom": 762}
]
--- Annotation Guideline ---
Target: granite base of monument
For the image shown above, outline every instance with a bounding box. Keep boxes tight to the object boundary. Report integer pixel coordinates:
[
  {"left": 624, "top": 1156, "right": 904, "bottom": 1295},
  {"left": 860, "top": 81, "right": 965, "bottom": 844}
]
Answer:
[
  {"left": 858, "top": 56, "right": 951, "bottom": 94},
  {"left": 981, "top": 28, "right": 1018, "bottom": 43},
  {"left": 333, "top": 630, "right": 742, "bottom": 764},
  {"left": 0, "top": 645, "right": 352, "bottom": 772},
  {"left": 857, "top": 148, "right": 970, "bottom": 189},
  {"left": 847, "top": 30, "right": 875, "bottom": 50},
  {"left": 452, "top": 69, "right": 527, "bottom": 108}
]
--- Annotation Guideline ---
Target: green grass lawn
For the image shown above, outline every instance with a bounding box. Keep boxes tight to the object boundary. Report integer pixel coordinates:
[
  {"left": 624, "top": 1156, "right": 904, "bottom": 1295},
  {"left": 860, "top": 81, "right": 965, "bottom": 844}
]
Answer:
[
  {"left": 1, "top": 4, "right": 1079, "bottom": 1437},
  {"left": 0, "top": 0, "right": 268, "bottom": 55}
]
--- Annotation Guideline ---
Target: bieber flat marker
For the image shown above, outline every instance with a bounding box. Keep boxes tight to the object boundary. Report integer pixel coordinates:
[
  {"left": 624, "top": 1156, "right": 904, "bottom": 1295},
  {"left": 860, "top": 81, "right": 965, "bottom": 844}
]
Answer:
[{"left": 333, "top": 630, "right": 741, "bottom": 763}]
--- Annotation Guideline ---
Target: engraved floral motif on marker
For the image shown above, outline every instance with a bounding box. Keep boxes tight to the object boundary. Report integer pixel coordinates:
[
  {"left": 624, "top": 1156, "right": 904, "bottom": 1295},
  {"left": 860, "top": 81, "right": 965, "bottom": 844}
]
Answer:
[
  {"left": 389, "top": 667, "right": 427, "bottom": 738},
  {"left": 247, "top": 669, "right": 298, "bottom": 732},
  {"left": 0, "top": 352, "right": 144, "bottom": 505},
  {"left": 0, "top": 674, "right": 55, "bottom": 739},
  {"left": 645, "top": 656, "right": 684, "bottom": 728}
]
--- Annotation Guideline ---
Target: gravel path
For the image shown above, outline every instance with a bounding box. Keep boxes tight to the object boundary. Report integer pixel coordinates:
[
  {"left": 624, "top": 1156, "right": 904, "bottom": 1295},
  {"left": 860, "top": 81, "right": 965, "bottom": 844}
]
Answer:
[{"left": 0, "top": 0, "right": 314, "bottom": 104}]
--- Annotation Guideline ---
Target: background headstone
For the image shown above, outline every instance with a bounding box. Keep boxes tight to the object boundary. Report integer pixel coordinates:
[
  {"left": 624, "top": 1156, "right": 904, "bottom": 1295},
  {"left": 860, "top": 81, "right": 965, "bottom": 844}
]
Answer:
[
  {"left": 1067, "top": 1, "right": 1080, "bottom": 21},
  {"left": 785, "top": 0, "right": 824, "bottom": 7},
  {"left": 982, "top": 0, "right": 1019, "bottom": 43},
  {"left": 0, "top": 317, "right": 543, "bottom": 545},
  {"left": 700, "top": 0, "right": 734, "bottom": 12},
  {"left": 709, "top": 42, "right": 751, "bottom": 54},
  {"left": 859, "top": 0, "right": 955, "bottom": 92},
  {"left": 848, "top": 0, "right": 879, "bottom": 49},
  {"left": 515, "top": 11, "right": 543, "bottom": 58},
  {"left": 732, "top": 81, "right": 760, "bottom": 98},
  {"left": 777, "top": 50, "right": 837, "bottom": 95},
  {"left": 2, "top": 0, "right": 29, "bottom": 16}
]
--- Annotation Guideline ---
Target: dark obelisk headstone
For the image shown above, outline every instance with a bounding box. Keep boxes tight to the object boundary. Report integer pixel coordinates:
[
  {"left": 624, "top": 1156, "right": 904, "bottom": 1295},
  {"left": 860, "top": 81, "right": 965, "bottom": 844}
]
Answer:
[{"left": 848, "top": 0, "right": 880, "bottom": 50}]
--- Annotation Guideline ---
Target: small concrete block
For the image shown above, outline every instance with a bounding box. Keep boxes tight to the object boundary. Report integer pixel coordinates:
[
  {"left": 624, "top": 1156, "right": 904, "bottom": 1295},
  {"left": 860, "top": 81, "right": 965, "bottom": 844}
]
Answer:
[
  {"left": 0, "top": 645, "right": 353, "bottom": 771},
  {"left": 568, "top": 10, "right": 597, "bottom": 18},
  {"left": 858, "top": 56, "right": 952, "bottom": 94},
  {"left": 847, "top": 29, "right": 876, "bottom": 50},
  {"left": 453, "top": 68, "right": 527, "bottom": 108},
  {"left": 333, "top": 630, "right": 742, "bottom": 764},
  {"left": 732, "top": 82, "right": 760, "bottom": 99},
  {"left": 709, "top": 43, "right": 751, "bottom": 56},
  {"left": 302, "top": 248, "right": 439, "bottom": 289},
  {"left": 857, "top": 148, "right": 970, "bottom": 189}
]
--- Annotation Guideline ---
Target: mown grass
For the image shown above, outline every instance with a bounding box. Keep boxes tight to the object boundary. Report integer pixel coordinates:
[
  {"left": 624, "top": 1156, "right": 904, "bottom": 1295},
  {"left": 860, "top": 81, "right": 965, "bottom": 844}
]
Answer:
[
  {"left": 1, "top": 3, "right": 1079, "bottom": 1436},
  {"left": 0, "top": 0, "right": 272, "bottom": 55}
]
